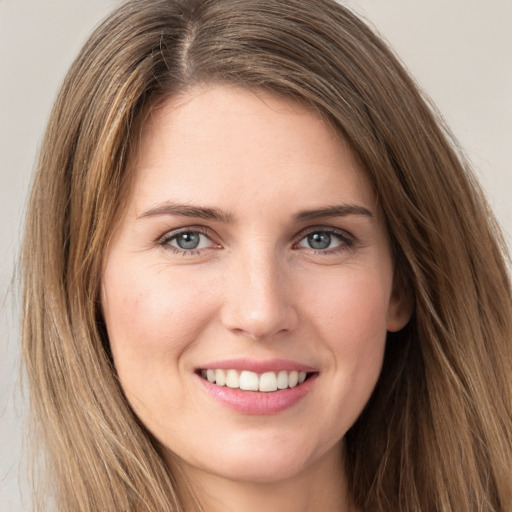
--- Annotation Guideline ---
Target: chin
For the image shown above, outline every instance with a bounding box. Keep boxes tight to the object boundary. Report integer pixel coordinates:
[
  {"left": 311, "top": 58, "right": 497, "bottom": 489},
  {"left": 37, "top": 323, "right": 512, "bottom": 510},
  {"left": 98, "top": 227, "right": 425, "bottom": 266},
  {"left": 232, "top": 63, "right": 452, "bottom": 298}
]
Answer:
[{"left": 176, "top": 432, "right": 343, "bottom": 485}]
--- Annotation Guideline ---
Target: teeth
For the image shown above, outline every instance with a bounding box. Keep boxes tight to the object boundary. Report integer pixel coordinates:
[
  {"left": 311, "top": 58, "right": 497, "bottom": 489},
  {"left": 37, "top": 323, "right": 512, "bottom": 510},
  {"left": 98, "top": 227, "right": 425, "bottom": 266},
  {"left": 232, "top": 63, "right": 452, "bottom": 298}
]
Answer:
[
  {"left": 276, "top": 370, "right": 288, "bottom": 390},
  {"left": 202, "top": 369, "right": 311, "bottom": 392},
  {"left": 225, "top": 369, "right": 239, "bottom": 388},
  {"left": 289, "top": 370, "right": 299, "bottom": 387},
  {"left": 215, "top": 369, "right": 227, "bottom": 386},
  {"left": 239, "top": 371, "right": 259, "bottom": 391},
  {"left": 259, "top": 372, "right": 278, "bottom": 392}
]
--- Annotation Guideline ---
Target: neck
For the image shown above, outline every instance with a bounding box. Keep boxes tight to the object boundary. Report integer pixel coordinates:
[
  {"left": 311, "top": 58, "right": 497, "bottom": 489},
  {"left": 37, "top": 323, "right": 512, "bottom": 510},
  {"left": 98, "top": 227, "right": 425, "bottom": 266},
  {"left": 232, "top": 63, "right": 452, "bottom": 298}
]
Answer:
[{"left": 173, "top": 443, "right": 355, "bottom": 512}]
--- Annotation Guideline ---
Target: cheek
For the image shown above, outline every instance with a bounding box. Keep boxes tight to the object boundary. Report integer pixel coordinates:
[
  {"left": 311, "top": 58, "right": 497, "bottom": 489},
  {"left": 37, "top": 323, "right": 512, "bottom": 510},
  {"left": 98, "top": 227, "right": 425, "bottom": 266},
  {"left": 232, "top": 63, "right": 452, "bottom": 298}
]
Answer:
[
  {"left": 101, "top": 263, "right": 218, "bottom": 392},
  {"left": 305, "top": 268, "right": 391, "bottom": 346},
  {"left": 302, "top": 268, "right": 390, "bottom": 404}
]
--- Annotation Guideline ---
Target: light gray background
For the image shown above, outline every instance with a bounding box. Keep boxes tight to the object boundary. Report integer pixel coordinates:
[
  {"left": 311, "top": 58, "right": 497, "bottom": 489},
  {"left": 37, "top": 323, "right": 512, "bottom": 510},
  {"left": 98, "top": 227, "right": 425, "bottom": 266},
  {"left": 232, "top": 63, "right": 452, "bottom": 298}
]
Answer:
[{"left": 1, "top": 1, "right": 511, "bottom": 510}]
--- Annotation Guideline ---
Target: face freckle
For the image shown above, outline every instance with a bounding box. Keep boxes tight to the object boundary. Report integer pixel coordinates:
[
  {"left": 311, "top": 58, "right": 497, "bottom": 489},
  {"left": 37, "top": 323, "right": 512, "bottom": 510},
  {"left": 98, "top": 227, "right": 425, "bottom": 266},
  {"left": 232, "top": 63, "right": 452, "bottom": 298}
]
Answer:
[{"left": 101, "top": 84, "right": 411, "bottom": 487}]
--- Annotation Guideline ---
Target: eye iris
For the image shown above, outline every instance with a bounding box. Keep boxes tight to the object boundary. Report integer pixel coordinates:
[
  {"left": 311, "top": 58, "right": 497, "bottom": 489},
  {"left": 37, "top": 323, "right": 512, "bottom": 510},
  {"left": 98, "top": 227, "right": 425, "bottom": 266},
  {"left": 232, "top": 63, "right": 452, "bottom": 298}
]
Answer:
[
  {"left": 176, "top": 232, "right": 200, "bottom": 250},
  {"left": 308, "top": 232, "right": 331, "bottom": 250}
]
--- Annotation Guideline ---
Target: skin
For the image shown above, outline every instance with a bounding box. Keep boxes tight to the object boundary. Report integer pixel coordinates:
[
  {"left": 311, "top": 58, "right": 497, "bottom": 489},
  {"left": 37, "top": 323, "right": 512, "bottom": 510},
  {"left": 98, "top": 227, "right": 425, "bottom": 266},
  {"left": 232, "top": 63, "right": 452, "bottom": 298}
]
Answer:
[{"left": 101, "top": 85, "right": 411, "bottom": 512}]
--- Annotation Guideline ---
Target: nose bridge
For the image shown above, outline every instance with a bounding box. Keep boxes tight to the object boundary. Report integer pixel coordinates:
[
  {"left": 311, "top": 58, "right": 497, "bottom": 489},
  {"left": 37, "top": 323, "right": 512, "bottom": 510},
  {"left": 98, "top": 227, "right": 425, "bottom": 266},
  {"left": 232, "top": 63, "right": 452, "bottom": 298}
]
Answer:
[{"left": 221, "top": 243, "right": 297, "bottom": 339}]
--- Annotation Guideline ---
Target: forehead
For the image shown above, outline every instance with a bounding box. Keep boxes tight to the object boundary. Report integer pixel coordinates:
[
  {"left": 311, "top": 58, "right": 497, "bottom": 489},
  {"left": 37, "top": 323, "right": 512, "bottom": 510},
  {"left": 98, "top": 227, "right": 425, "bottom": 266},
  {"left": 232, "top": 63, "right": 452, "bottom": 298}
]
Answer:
[{"left": 128, "top": 85, "right": 376, "bottom": 217}]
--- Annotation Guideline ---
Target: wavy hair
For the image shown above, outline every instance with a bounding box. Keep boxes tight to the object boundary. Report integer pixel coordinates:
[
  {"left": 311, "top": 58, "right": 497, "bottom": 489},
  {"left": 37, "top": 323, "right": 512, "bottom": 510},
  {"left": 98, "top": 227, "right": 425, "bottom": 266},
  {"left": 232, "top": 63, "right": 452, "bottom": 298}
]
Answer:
[{"left": 22, "top": 0, "right": 512, "bottom": 510}]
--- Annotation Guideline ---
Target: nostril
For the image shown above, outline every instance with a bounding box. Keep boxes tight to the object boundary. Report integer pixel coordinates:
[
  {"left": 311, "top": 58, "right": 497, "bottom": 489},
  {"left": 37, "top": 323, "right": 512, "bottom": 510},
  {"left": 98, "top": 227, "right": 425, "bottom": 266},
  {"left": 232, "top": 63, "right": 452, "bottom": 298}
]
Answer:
[{"left": 221, "top": 308, "right": 299, "bottom": 341}]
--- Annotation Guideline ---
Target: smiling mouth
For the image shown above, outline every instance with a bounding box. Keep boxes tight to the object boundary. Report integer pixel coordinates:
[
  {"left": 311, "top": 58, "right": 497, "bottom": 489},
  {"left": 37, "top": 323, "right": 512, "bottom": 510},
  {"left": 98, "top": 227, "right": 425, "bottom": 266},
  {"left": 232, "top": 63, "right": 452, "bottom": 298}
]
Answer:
[{"left": 197, "top": 369, "right": 315, "bottom": 392}]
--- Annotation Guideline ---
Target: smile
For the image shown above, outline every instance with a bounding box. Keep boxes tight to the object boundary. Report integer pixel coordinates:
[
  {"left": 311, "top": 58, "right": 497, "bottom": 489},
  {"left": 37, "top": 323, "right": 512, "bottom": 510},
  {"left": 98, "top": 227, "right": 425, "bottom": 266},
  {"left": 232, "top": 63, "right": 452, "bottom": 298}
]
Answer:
[
  {"left": 199, "top": 369, "right": 309, "bottom": 392},
  {"left": 195, "top": 359, "right": 319, "bottom": 414}
]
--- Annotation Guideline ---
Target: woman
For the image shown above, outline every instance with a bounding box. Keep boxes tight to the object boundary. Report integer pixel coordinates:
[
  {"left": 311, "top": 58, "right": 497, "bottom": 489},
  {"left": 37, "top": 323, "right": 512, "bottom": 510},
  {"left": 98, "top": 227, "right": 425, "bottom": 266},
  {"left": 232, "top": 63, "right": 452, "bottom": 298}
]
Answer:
[{"left": 22, "top": 0, "right": 512, "bottom": 511}]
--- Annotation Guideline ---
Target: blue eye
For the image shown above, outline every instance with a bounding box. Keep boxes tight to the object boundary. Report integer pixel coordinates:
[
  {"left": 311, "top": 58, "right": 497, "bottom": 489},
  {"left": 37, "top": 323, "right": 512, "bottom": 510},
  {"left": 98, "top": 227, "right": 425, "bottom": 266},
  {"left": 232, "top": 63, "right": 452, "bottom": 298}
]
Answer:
[
  {"left": 297, "top": 230, "right": 350, "bottom": 251},
  {"left": 173, "top": 232, "right": 202, "bottom": 250},
  {"left": 305, "top": 232, "right": 332, "bottom": 250},
  {"left": 162, "top": 230, "right": 216, "bottom": 252}
]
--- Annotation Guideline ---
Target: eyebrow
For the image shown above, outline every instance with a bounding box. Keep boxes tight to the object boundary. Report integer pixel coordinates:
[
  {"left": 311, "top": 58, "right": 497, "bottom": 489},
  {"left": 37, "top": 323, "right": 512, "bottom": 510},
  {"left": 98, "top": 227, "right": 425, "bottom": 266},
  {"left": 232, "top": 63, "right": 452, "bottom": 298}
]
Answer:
[
  {"left": 138, "top": 202, "right": 233, "bottom": 222},
  {"left": 137, "top": 201, "right": 373, "bottom": 222},
  {"left": 294, "top": 204, "right": 374, "bottom": 221}
]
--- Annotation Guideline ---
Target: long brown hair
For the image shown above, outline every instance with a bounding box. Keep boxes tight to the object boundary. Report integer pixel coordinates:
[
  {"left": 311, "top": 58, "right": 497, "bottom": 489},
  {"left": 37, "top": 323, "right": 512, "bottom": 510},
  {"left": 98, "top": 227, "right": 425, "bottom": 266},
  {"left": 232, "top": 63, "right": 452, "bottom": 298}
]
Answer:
[{"left": 22, "top": 0, "right": 512, "bottom": 510}]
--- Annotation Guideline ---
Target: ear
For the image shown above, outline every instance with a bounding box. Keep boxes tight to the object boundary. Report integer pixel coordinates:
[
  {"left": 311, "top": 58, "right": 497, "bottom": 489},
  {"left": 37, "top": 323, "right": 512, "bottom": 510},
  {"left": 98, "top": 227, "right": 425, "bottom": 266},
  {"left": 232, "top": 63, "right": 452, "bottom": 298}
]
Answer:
[{"left": 386, "top": 278, "right": 414, "bottom": 332}]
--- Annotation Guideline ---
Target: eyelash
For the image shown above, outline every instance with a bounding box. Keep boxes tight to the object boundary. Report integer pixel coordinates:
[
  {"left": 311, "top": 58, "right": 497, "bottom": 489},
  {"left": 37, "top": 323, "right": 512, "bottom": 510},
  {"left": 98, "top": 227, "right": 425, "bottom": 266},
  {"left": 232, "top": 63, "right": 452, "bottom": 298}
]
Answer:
[
  {"left": 293, "top": 227, "right": 355, "bottom": 254},
  {"left": 157, "top": 226, "right": 355, "bottom": 256},
  {"left": 157, "top": 227, "right": 219, "bottom": 256}
]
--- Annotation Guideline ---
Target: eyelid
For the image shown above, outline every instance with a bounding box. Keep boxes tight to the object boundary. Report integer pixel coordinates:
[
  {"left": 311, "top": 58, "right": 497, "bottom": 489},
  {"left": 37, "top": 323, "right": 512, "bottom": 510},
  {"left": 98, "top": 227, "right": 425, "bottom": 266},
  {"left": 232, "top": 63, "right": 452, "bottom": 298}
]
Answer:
[
  {"left": 294, "top": 225, "right": 354, "bottom": 241},
  {"left": 292, "top": 225, "right": 356, "bottom": 251},
  {"left": 157, "top": 225, "right": 221, "bottom": 251}
]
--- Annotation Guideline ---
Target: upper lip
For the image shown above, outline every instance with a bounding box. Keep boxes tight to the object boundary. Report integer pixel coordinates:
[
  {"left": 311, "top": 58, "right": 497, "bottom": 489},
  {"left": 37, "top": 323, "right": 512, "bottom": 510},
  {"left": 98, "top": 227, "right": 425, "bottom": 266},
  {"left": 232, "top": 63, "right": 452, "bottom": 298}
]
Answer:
[{"left": 197, "top": 358, "right": 318, "bottom": 374}]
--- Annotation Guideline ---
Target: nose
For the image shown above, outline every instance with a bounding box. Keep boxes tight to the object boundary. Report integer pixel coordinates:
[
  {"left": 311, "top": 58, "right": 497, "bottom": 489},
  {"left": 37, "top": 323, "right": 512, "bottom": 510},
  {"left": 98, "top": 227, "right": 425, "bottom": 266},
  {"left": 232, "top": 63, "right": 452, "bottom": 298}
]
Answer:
[{"left": 220, "top": 249, "right": 299, "bottom": 340}]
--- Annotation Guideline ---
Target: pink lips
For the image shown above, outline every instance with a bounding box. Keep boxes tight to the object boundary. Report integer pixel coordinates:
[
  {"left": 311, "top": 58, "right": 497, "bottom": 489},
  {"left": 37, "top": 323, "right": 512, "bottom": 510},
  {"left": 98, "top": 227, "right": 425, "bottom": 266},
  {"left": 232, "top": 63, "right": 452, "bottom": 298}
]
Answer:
[{"left": 196, "top": 358, "right": 318, "bottom": 415}]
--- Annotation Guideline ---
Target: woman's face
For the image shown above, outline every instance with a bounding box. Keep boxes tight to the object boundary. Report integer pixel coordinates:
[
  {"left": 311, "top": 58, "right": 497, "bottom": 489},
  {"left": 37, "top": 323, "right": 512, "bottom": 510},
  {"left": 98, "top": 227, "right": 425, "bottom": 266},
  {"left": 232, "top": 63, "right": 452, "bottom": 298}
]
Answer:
[{"left": 101, "top": 85, "right": 410, "bottom": 485}]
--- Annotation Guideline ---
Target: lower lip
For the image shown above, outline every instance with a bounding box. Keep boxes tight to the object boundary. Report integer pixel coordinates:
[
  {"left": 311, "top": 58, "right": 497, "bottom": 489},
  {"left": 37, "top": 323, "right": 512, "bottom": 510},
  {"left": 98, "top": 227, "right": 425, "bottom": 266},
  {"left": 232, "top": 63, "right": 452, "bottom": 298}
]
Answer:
[{"left": 196, "top": 373, "right": 318, "bottom": 415}]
